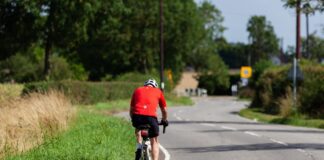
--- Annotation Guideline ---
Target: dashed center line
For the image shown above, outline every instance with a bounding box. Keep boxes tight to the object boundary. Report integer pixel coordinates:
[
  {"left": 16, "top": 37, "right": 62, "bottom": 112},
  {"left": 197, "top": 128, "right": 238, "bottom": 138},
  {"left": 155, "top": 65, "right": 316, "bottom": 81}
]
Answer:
[
  {"left": 244, "top": 131, "right": 261, "bottom": 137},
  {"left": 201, "top": 123, "right": 216, "bottom": 127},
  {"left": 221, "top": 126, "right": 238, "bottom": 131}
]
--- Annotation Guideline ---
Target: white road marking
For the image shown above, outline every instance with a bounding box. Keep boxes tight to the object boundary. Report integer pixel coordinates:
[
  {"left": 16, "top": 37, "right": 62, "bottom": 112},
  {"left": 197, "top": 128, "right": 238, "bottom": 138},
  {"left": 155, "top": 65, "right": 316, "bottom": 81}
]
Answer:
[
  {"left": 221, "top": 126, "right": 238, "bottom": 131},
  {"left": 244, "top": 131, "right": 261, "bottom": 137},
  {"left": 159, "top": 144, "right": 171, "bottom": 160},
  {"left": 270, "top": 139, "right": 288, "bottom": 146},
  {"left": 201, "top": 123, "right": 216, "bottom": 127},
  {"left": 297, "top": 149, "right": 306, "bottom": 153}
]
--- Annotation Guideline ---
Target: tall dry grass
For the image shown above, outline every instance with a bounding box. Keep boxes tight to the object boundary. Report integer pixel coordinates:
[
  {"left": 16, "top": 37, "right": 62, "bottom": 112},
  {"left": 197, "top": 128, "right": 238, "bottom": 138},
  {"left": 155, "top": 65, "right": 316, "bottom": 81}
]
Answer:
[
  {"left": 0, "top": 84, "right": 23, "bottom": 105},
  {"left": 0, "top": 91, "right": 75, "bottom": 157}
]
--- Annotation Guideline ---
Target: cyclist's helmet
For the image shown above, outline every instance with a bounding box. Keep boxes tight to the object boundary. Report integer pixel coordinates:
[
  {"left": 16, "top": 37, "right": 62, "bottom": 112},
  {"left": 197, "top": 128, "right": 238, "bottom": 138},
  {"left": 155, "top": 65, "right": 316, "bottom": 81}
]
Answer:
[{"left": 144, "top": 79, "right": 158, "bottom": 88}]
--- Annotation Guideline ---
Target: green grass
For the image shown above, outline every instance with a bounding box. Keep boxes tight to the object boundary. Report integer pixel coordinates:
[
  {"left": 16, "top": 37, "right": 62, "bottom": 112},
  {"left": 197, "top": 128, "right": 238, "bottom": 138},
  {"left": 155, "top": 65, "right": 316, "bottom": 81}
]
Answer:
[
  {"left": 6, "top": 111, "right": 135, "bottom": 160},
  {"left": 165, "top": 94, "right": 194, "bottom": 106},
  {"left": 92, "top": 95, "right": 193, "bottom": 111},
  {"left": 5, "top": 95, "right": 193, "bottom": 159},
  {"left": 240, "top": 108, "right": 324, "bottom": 129}
]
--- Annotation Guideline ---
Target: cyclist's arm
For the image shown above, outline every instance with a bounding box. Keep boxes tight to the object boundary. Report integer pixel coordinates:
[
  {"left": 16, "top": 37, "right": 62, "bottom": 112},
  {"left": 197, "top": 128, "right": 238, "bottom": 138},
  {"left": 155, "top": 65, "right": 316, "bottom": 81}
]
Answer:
[
  {"left": 159, "top": 92, "right": 167, "bottom": 120},
  {"left": 129, "top": 91, "right": 136, "bottom": 118},
  {"left": 161, "top": 107, "right": 167, "bottom": 121}
]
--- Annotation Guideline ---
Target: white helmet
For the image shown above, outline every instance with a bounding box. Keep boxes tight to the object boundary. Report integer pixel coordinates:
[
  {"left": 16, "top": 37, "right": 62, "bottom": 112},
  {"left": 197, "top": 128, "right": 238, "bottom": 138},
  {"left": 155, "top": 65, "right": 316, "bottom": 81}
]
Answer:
[{"left": 144, "top": 79, "right": 158, "bottom": 88}]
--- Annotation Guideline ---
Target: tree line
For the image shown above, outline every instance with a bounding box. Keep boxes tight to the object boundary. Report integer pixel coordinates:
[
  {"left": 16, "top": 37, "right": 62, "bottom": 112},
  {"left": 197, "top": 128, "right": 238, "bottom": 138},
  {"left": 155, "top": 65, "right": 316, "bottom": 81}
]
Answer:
[{"left": 0, "top": 0, "right": 323, "bottom": 85}]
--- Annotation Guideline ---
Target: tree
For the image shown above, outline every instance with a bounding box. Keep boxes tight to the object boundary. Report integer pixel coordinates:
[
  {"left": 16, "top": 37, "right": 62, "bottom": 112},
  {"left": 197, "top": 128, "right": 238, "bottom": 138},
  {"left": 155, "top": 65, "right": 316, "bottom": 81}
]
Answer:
[
  {"left": 198, "top": 1, "right": 226, "bottom": 40},
  {"left": 302, "top": 34, "right": 324, "bottom": 61},
  {"left": 283, "top": 0, "right": 324, "bottom": 12},
  {"left": 247, "top": 16, "right": 279, "bottom": 65},
  {"left": 0, "top": 1, "right": 39, "bottom": 60},
  {"left": 31, "top": 0, "right": 98, "bottom": 79}
]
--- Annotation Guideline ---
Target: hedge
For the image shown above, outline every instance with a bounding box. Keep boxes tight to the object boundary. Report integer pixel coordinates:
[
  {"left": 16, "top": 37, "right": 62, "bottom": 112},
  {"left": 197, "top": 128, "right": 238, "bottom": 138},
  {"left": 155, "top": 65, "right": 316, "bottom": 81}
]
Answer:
[
  {"left": 251, "top": 63, "right": 324, "bottom": 118},
  {"left": 23, "top": 81, "right": 141, "bottom": 104}
]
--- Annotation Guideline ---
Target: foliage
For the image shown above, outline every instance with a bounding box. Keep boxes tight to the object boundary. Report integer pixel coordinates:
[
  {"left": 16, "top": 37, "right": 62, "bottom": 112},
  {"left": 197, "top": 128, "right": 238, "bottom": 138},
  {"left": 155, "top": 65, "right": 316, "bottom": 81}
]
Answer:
[
  {"left": 299, "top": 64, "right": 324, "bottom": 118},
  {"left": 0, "top": 0, "right": 227, "bottom": 82},
  {"left": 247, "top": 16, "right": 279, "bottom": 65},
  {"left": 0, "top": 53, "right": 40, "bottom": 82},
  {"left": 218, "top": 41, "right": 249, "bottom": 69},
  {"left": 250, "top": 59, "right": 274, "bottom": 87},
  {"left": 301, "top": 34, "right": 324, "bottom": 61},
  {"left": 197, "top": 54, "right": 230, "bottom": 95},
  {"left": 0, "top": 53, "right": 87, "bottom": 83},
  {"left": 251, "top": 62, "right": 324, "bottom": 118},
  {"left": 282, "top": 0, "right": 324, "bottom": 13},
  {"left": 251, "top": 65, "right": 292, "bottom": 114},
  {"left": 23, "top": 81, "right": 141, "bottom": 104},
  {"left": 0, "top": 1, "right": 39, "bottom": 61}
]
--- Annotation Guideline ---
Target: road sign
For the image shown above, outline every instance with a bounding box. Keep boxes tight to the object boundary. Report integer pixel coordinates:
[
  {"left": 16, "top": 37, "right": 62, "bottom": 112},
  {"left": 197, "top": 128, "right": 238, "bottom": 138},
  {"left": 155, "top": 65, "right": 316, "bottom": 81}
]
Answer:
[
  {"left": 288, "top": 63, "right": 304, "bottom": 81},
  {"left": 240, "top": 66, "right": 252, "bottom": 79}
]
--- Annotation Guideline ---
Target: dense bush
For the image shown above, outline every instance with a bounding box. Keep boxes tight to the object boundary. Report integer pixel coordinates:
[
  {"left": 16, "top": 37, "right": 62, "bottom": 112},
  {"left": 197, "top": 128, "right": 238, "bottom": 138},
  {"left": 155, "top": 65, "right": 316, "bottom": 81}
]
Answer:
[
  {"left": 111, "top": 71, "right": 174, "bottom": 92},
  {"left": 23, "top": 81, "right": 141, "bottom": 104},
  {"left": 0, "top": 53, "right": 88, "bottom": 82},
  {"left": 251, "top": 62, "right": 324, "bottom": 118},
  {"left": 299, "top": 65, "right": 324, "bottom": 118},
  {"left": 0, "top": 54, "right": 40, "bottom": 82},
  {"left": 197, "top": 54, "right": 230, "bottom": 95}
]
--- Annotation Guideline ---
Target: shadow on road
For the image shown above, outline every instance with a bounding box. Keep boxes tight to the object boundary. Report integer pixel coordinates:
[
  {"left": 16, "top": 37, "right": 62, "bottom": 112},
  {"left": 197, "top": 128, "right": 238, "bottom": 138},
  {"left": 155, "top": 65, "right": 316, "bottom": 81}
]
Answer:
[
  {"left": 200, "top": 129, "right": 324, "bottom": 134},
  {"left": 169, "top": 120, "right": 262, "bottom": 125},
  {"left": 170, "top": 143, "right": 324, "bottom": 153}
]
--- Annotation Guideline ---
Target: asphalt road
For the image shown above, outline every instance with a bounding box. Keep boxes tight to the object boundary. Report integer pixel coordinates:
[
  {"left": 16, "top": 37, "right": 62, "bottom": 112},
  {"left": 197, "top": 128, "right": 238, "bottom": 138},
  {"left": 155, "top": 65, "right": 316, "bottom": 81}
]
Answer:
[{"left": 158, "top": 97, "right": 324, "bottom": 160}]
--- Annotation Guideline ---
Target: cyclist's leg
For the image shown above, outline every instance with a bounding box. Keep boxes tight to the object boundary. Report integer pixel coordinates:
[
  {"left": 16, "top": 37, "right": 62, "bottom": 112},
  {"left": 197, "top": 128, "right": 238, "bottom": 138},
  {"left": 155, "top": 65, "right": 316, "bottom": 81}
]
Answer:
[
  {"left": 150, "top": 137, "right": 159, "bottom": 160},
  {"left": 135, "top": 129, "right": 142, "bottom": 144},
  {"left": 147, "top": 117, "right": 159, "bottom": 160}
]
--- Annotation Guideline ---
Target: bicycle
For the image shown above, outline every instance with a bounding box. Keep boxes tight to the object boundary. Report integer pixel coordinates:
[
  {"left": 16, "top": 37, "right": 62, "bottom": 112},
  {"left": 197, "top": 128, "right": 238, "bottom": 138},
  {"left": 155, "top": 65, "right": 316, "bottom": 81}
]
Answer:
[{"left": 136, "top": 122, "right": 167, "bottom": 160}]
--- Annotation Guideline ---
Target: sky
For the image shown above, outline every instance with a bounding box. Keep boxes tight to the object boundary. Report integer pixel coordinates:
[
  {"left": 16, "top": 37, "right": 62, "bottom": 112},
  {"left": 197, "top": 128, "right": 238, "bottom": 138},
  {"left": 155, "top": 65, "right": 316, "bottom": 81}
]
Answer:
[{"left": 195, "top": 0, "right": 324, "bottom": 50}]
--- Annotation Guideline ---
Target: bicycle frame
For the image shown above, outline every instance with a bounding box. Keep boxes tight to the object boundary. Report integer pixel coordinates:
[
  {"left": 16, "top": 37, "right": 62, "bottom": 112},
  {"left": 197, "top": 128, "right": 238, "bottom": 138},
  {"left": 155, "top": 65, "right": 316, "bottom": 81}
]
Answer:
[
  {"left": 140, "top": 129, "right": 151, "bottom": 160},
  {"left": 136, "top": 123, "right": 166, "bottom": 160}
]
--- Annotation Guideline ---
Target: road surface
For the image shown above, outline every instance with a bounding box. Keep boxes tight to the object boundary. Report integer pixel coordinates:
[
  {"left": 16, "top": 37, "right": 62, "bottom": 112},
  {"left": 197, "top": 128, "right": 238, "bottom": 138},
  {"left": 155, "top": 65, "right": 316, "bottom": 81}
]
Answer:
[{"left": 158, "top": 97, "right": 324, "bottom": 160}]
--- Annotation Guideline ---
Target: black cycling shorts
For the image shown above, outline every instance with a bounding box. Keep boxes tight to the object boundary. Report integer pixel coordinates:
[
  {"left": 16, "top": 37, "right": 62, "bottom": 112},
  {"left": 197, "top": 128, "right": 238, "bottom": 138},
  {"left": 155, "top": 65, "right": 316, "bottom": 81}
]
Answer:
[{"left": 131, "top": 114, "right": 159, "bottom": 138}]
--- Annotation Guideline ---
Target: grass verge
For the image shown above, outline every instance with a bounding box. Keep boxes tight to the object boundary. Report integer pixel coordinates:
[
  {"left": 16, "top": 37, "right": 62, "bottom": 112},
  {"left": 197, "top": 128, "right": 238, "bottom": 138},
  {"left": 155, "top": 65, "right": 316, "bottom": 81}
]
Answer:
[
  {"left": 240, "top": 108, "right": 324, "bottom": 129},
  {"left": 6, "top": 111, "right": 134, "bottom": 160}
]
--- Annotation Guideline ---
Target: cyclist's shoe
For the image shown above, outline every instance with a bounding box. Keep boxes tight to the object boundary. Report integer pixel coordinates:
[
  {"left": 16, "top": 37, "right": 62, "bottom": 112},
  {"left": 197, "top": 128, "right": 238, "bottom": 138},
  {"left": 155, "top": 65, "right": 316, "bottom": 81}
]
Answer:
[{"left": 135, "top": 149, "right": 142, "bottom": 160}]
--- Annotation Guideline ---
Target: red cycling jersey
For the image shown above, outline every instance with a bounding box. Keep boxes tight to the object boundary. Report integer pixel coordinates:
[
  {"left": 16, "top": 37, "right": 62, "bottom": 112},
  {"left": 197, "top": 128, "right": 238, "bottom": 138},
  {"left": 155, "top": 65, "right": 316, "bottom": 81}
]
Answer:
[{"left": 130, "top": 86, "right": 167, "bottom": 117}]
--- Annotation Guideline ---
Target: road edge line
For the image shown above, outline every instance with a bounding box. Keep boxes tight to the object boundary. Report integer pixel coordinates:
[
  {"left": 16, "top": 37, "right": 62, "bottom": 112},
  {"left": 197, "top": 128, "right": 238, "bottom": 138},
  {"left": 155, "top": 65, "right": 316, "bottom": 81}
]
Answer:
[{"left": 159, "top": 144, "right": 170, "bottom": 160}]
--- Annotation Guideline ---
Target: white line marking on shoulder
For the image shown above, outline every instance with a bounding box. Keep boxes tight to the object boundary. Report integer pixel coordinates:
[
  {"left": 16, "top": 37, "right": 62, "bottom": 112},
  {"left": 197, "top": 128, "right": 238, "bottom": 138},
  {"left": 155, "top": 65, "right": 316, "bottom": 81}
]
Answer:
[
  {"left": 270, "top": 139, "right": 288, "bottom": 146},
  {"left": 159, "top": 144, "right": 171, "bottom": 160}
]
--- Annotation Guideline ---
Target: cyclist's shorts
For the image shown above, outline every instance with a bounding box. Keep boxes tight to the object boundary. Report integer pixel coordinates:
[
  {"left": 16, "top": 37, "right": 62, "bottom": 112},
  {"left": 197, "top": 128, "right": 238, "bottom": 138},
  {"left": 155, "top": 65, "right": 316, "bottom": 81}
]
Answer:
[{"left": 131, "top": 114, "right": 159, "bottom": 138}]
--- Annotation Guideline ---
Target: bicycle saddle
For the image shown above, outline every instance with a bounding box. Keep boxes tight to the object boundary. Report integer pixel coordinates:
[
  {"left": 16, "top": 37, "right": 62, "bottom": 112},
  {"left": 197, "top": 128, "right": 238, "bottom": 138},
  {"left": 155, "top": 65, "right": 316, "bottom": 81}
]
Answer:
[{"left": 137, "top": 124, "right": 151, "bottom": 130}]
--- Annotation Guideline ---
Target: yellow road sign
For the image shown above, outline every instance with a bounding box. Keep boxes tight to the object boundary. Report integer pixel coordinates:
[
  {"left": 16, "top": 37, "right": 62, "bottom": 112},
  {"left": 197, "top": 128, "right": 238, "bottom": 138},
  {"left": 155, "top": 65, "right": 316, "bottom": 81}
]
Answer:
[{"left": 240, "top": 66, "right": 252, "bottom": 78}]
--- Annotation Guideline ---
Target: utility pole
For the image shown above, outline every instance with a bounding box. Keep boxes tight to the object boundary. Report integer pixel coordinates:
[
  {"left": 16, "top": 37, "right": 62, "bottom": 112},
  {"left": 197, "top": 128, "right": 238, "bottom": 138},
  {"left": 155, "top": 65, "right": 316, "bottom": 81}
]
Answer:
[
  {"left": 293, "top": 0, "right": 301, "bottom": 108},
  {"left": 296, "top": 0, "right": 301, "bottom": 59},
  {"left": 159, "top": 0, "right": 165, "bottom": 91},
  {"left": 305, "top": 11, "right": 309, "bottom": 58}
]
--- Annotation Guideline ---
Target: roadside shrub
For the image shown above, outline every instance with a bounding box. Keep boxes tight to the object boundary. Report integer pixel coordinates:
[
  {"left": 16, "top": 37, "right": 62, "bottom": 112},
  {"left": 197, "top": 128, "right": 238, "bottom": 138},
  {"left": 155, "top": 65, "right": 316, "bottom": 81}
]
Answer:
[
  {"left": 299, "top": 64, "right": 324, "bottom": 118},
  {"left": 0, "top": 54, "right": 40, "bottom": 83},
  {"left": 250, "top": 59, "right": 273, "bottom": 87},
  {"left": 23, "top": 81, "right": 141, "bottom": 104},
  {"left": 113, "top": 71, "right": 174, "bottom": 92},
  {"left": 251, "top": 62, "right": 324, "bottom": 118},
  {"left": 250, "top": 65, "right": 291, "bottom": 114}
]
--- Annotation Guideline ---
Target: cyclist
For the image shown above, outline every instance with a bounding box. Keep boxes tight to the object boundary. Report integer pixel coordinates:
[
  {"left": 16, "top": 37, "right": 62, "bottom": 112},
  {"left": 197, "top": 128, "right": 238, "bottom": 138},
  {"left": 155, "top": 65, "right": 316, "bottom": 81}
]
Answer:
[{"left": 130, "top": 78, "right": 168, "bottom": 160}]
